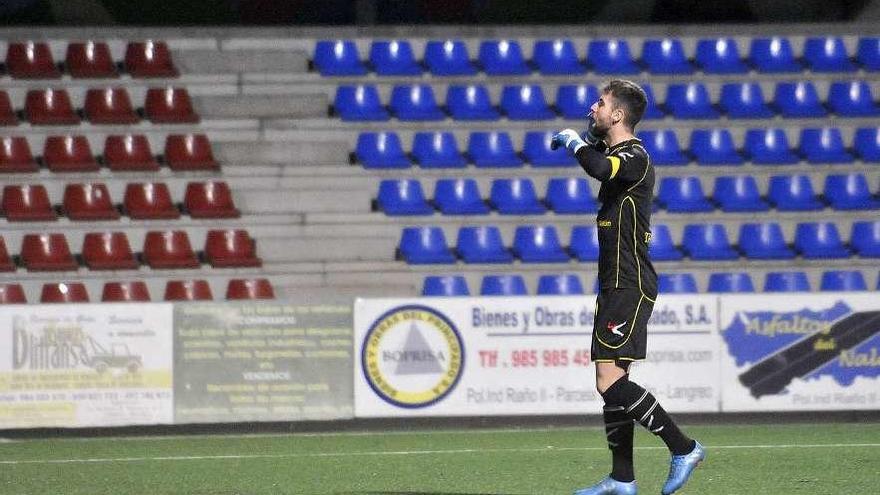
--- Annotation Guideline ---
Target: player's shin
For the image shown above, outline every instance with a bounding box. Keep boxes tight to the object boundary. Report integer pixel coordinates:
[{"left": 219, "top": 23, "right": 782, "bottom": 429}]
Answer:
[{"left": 603, "top": 405, "right": 635, "bottom": 482}]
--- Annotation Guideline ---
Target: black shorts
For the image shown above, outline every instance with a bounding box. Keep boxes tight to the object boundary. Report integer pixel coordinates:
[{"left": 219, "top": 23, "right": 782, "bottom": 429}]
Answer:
[{"left": 591, "top": 288, "right": 654, "bottom": 362}]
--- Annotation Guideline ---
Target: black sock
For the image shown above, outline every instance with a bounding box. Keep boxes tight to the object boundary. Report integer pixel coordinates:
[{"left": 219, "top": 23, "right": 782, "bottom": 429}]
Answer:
[
  {"left": 602, "top": 375, "right": 695, "bottom": 456},
  {"left": 603, "top": 403, "right": 635, "bottom": 482}
]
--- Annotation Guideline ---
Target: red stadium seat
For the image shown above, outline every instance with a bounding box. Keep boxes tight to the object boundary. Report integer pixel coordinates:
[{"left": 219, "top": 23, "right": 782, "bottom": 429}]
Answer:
[
  {"left": 0, "top": 137, "right": 38, "bottom": 173},
  {"left": 123, "top": 182, "right": 180, "bottom": 219},
  {"left": 0, "top": 237, "right": 16, "bottom": 272},
  {"left": 142, "top": 230, "right": 200, "bottom": 269},
  {"left": 0, "top": 92, "right": 19, "bottom": 126},
  {"left": 24, "top": 89, "right": 80, "bottom": 125},
  {"left": 164, "top": 279, "right": 213, "bottom": 301},
  {"left": 43, "top": 135, "right": 99, "bottom": 172},
  {"left": 65, "top": 41, "right": 118, "bottom": 78},
  {"left": 204, "top": 229, "right": 262, "bottom": 268},
  {"left": 82, "top": 232, "right": 139, "bottom": 270},
  {"left": 2, "top": 184, "right": 57, "bottom": 221},
  {"left": 103, "top": 134, "right": 160, "bottom": 171},
  {"left": 63, "top": 183, "right": 119, "bottom": 221},
  {"left": 84, "top": 87, "right": 139, "bottom": 124},
  {"left": 6, "top": 41, "right": 61, "bottom": 79},
  {"left": 21, "top": 233, "right": 78, "bottom": 271},
  {"left": 164, "top": 134, "right": 218, "bottom": 170},
  {"left": 102, "top": 281, "right": 151, "bottom": 302},
  {"left": 184, "top": 181, "right": 240, "bottom": 218},
  {"left": 125, "top": 41, "right": 179, "bottom": 78},
  {"left": 226, "top": 278, "right": 275, "bottom": 300},
  {"left": 144, "top": 87, "right": 198, "bottom": 123},
  {"left": 40, "top": 282, "right": 89, "bottom": 303},
  {"left": 0, "top": 283, "right": 27, "bottom": 304}
]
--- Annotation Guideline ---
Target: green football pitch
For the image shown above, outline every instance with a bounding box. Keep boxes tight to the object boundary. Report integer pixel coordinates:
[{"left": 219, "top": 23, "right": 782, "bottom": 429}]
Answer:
[{"left": 1, "top": 422, "right": 878, "bottom": 494}]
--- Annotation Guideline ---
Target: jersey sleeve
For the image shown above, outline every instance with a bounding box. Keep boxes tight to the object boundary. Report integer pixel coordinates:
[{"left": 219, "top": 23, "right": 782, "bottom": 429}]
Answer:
[{"left": 606, "top": 145, "right": 650, "bottom": 183}]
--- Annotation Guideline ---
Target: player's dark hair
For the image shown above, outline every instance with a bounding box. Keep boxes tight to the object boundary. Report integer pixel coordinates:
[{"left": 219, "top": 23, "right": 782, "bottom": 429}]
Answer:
[{"left": 602, "top": 79, "right": 647, "bottom": 130}]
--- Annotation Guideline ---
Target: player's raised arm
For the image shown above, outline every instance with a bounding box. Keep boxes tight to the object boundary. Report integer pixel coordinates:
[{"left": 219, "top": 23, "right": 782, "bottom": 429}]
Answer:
[{"left": 551, "top": 116, "right": 614, "bottom": 182}]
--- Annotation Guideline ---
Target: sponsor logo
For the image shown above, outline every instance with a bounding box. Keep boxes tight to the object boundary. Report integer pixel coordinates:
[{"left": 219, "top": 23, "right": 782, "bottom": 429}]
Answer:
[
  {"left": 598, "top": 219, "right": 612, "bottom": 227},
  {"left": 607, "top": 321, "right": 627, "bottom": 337}
]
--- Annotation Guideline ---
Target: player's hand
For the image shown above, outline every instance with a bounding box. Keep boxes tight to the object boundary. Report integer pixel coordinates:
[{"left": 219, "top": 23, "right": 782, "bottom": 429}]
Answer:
[
  {"left": 551, "top": 128, "right": 586, "bottom": 153},
  {"left": 584, "top": 114, "right": 608, "bottom": 153}
]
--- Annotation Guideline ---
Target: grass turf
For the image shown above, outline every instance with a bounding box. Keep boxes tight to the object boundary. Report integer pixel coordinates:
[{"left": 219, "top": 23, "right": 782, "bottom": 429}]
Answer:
[{"left": 1, "top": 422, "right": 878, "bottom": 494}]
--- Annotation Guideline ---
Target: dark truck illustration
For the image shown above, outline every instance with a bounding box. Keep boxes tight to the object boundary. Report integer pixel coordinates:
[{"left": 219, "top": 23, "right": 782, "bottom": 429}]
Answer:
[{"left": 77, "top": 336, "right": 143, "bottom": 373}]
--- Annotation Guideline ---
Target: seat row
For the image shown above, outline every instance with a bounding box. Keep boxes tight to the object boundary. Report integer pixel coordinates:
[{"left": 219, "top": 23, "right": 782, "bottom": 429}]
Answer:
[
  {"left": 314, "top": 37, "right": 880, "bottom": 76},
  {"left": 0, "top": 279, "right": 273, "bottom": 304},
  {"left": 0, "top": 230, "right": 261, "bottom": 271},
  {"left": 3, "top": 40, "right": 178, "bottom": 79},
  {"left": 398, "top": 221, "right": 880, "bottom": 264}
]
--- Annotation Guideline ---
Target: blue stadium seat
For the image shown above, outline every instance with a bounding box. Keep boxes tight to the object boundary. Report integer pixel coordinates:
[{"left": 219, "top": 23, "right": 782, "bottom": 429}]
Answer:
[
  {"left": 640, "top": 83, "right": 665, "bottom": 120},
  {"left": 500, "top": 85, "right": 554, "bottom": 121},
  {"left": 545, "top": 177, "right": 598, "bottom": 214},
  {"left": 713, "top": 176, "right": 769, "bottom": 212},
  {"left": 764, "top": 271, "right": 810, "bottom": 292},
  {"left": 369, "top": 40, "right": 421, "bottom": 76},
  {"left": 425, "top": 40, "right": 476, "bottom": 76},
  {"left": 356, "top": 132, "right": 410, "bottom": 169},
  {"left": 533, "top": 39, "right": 585, "bottom": 75},
  {"left": 537, "top": 273, "right": 584, "bottom": 295},
  {"left": 569, "top": 225, "right": 599, "bottom": 261},
  {"left": 648, "top": 224, "right": 683, "bottom": 261},
  {"left": 695, "top": 38, "right": 748, "bottom": 74},
  {"left": 412, "top": 131, "right": 466, "bottom": 168},
  {"left": 719, "top": 82, "right": 773, "bottom": 119},
  {"left": 377, "top": 179, "right": 433, "bottom": 215},
  {"left": 820, "top": 270, "right": 867, "bottom": 292},
  {"left": 513, "top": 225, "right": 569, "bottom": 263},
  {"left": 555, "top": 84, "right": 599, "bottom": 120},
  {"left": 768, "top": 174, "right": 824, "bottom": 211},
  {"left": 828, "top": 81, "right": 880, "bottom": 117},
  {"left": 446, "top": 85, "right": 500, "bottom": 121},
  {"left": 682, "top": 223, "right": 739, "bottom": 260},
  {"left": 804, "top": 36, "right": 856, "bottom": 72},
  {"left": 854, "top": 127, "right": 880, "bottom": 162},
  {"left": 774, "top": 81, "right": 826, "bottom": 118},
  {"left": 657, "top": 176, "right": 713, "bottom": 213},
  {"left": 744, "top": 128, "right": 799, "bottom": 165},
  {"left": 748, "top": 37, "right": 801, "bottom": 73},
  {"left": 852, "top": 220, "right": 880, "bottom": 257},
  {"left": 638, "top": 130, "right": 689, "bottom": 166},
  {"left": 423, "top": 275, "right": 470, "bottom": 296},
  {"left": 795, "top": 222, "right": 850, "bottom": 259},
  {"left": 799, "top": 127, "right": 853, "bottom": 164},
  {"left": 314, "top": 40, "right": 366, "bottom": 76},
  {"left": 489, "top": 178, "right": 545, "bottom": 214},
  {"left": 469, "top": 132, "right": 522, "bottom": 167},
  {"left": 478, "top": 40, "right": 530, "bottom": 75},
  {"left": 642, "top": 39, "right": 693, "bottom": 74},
  {"left": 824, "top": 173, "right": 880, "bottom": 210},
  {"left": 523, "top": 131, "right": 577, "bottom": 167},
  {"left": 738, "top": 223, "right": 795, "bottom": 259},
  {"left": 399, "top": 226, "right": 455, "bottom": 264},
  {"left": 481, "top": 274, "right": 528, "bottom": 296},
  {"left": 690, "top": 128, "right": 744, "bottom": 165},
  {"left": 587, "top": 39, "right": 639, "bottom": 74},
  {"left": 708, "top": 272, "right": 755, "bottom": 293},
  {"left": 658, "top": 273, "right": 698, "bottom": 294},
  {"left": 334, "top": 85, "right": 389, "bottom": 121},
  {"left": 857, "top": 37, "right": 880, "bottom": 71},
  {"left": 390, "top": 85, "right": 445, "bottom": 121},
  {"left": 665, "top": 83, "right": 719, "bottom": 119},
  {"left": 433, "top": 178, "right": 489, "bottom": 215},
  {"left": 456, "top": 225, "right": 512, "bottom": 263}
]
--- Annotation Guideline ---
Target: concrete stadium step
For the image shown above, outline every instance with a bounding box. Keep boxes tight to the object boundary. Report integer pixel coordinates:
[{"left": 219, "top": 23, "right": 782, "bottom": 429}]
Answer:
[
  {"left": 195, "top": 94, "right": 328, "bottom": 119},
  {"left": 175, "top": 49, "right": 308, "bottom": 75},
  {"left": 213, "top": 140, "right": 348, "bottom": 166}
]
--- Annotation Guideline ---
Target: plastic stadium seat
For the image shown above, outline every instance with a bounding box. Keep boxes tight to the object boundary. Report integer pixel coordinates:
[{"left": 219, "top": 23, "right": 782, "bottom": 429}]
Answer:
[
  {"left": 682, "top": 224, "right": 739, "bottom": 260},
  {"left": 102, "top": 281, "right": 151, "bottom": 302},
  {"left": 804, "top": 36, "right": 855, "bottom": 72},
  {"left": 713, "top": 176, "right": 769, "bottom": 212},
  {"left": 41, "top": 282, "right": 89, "bottom": 303},
  {"left": 513, "top": 225, "right": 568, "bottom": 263},
  {"left": 854, "top": 127, "right": 880, "bottom": 162},
  {"left": 638, "top": 130, "right": 688, "bottom": 166},
  {"left": 570, "top": 225, "right": 600, "bottom": 262},
  {"left": 799, "top": 128, "right": 853, "bottom": 164},
  {"left": 227, "top": 278, "right": 275, "bottom": 300},
  {"left": 0, "top": 91, "right": 19, "bottom": 126},
  {"left": 2, "top": 184, "right": 57, "bottom": 221},
  {"left": 424, "top": 40, "right": 476, "bottom": 76},
  {"left": 144, "top": 87, "right": 199, "bottom": 123},
  {"left": 744, "top": 128, "right": 799, "bottom": 165},
  {"left": 555, "top": 84, "right": 599, "bottom": 120},
  {"left": 657, "top": 177, "right": 713, "bottom": 213},
  {"left": 0, "top": 238, "right": 16, "bottom": 272},
  {"left": 665, "top": 83, "right": 719, "bottom": 119},
  {"left": 422, "top": 275, "right": 470, "bottom": 296},
  {"left": 719, "top": 82, "right": 773, "bottom": 119},
  {"left": 533, "top": 39, "right": 585, "bottom": 75},
  {"left": 0, "top": 137, "right": 37, "bottom": 172},
  {"left": 490, "top": 178, "right": 545, "bottom": 215},
  {"left": 412, "top": 131, "right": 466, "bottom": 168},
  {"left": 81, "top": 232, "right": 138, "bottom": 270},
  {"left": 749, "top": 37, "right": 801, "bottom": 73},
  {"left": 165, "top": 280, "right": 213, "bottom": 301},
  {"left": 708, "top": 272, "right": 755, "bottom": 293},
  {"left": 851, "top": 221, "right": 880, "bottom": 257},
  {"left": 765, "top": 271, "right": 810, "bottom": 292},
  {"left": 124, "top": 182, "right": 180, "bottom": 219},
  {"left": 768, "top": 174, "right": 824, "bottom": 211},
  {"left": 690, "top": 128, "right": 743, "bottom": 165},
  {"left": 545, "top": 177, "right": 598, "bottom": 214},
  {"left": 695, "top": 38, "right": 748, "bottom": 74},
  {"left": 84, "top": 88, "right": 139, "bottom": 125},
  {"left": 857, "top": 37, "right": 880, "bottom": 71},
  {"left": 25, "top": 89, "right": 80, "bottom": 125},
  {"left": 640, "top": 83, "right": 664, "bottom": 120},
  {"left": 469, "top": 132, "right": 522, "bottom": 168},
  {"left": 390, "top": 84, "right": 445, "bottom": 121},
  {"left": 524, "top": 131, "right": 577, "bottom": 167},
  {"left": 21, "top": 233, "right": 78, "bottom": 271},
  {"left": 642, "top": 39, "right": 693, "bottom": 74},
  {"left": 184, "top": 181, "right": 240, "bottom": 218},
  {"left": 648, "top": 224, "right": 682, "bottom": 261},
  {"left": 537, "top": 273, "right": 584, "bottom": 295},
  {"left": 774, "top": 81, "right": 826, "bottom": 118},
  {"left": 313, "top": 40, "right": 366, "bottom": 76},
  {"left": 587, "top": 39, "right": 639, "bottom": 74},
  {"left": 658, "top": 273, "right": 698, "bottom": 294},
  {"left": 738, "top": 223, "right": 795, "bottom": 259},
  {"left": 446, "top": 85, "right": 500, "bottom": 121},
  {"left": 125, "top": 40, "right": 178, "bottom": 77},
  {"left": 102, "top": 134, "right": 159, "bottom": 171},
  {"left": 142, "top": 230, "right": 200, "bottom": 269},
  {"left": 43, "top": 135, "right": 99, "bottom": 172},
  {"left": 377, "top": 179, "right": 433, "bottom": 215},
  {"left": 481, "top": 274, "right": 527, "bottom": 296},
  {"left": 456, "top": 225, "right": 512, "bottom": 263},
  {"left": 824, "top": 173, "right": 880, "bottom": 210},
  {"left": 204, "top": 229, "right": 262, "bottom": 268},
  {"left": 334, "top": 85, "right": 389, "bottom": 121},
  {"left": 820, "top": 270, "right": 867, "bottom": 291},
  {"left": 478, "top": 40, "right": 530, "bottom": 75},
  {"left": 828, "top": 81, "right": 880, "bottom": 117},
  {"left": 63, "top": 183, "right": 120, "bottom": 221},
  {"left": 501, "top": 85, "right": 554, "bottom": 120},
  {"left": 6, "top": 41, "right": 60, "bottom": 78},
  {"left": 434, "top": 178, "right": 488, "bottom": 215},
  {"left": 369, "top": 40, "right": 421, "bottom": 76},
  {"left": 398, "top": 226, "right": 455, "bottom": 264},
  {"left": 356, "top": 132, "right": 409, "bottom": 169},
  {"left": 66, "top": 41, "right": 117, "bottom": 78},
  {"left": 0, "top": 284, "right": 27, "bottom": 304},
  {"left": 164, "top": 134, "right": 218, "bottom": 171}
]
